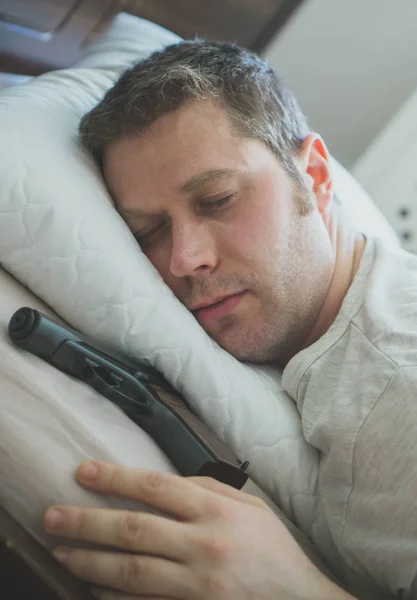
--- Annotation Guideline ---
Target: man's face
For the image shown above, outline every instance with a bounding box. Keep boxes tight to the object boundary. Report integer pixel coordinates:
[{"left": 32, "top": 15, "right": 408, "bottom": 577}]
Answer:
[{"left": 104, "top": 100, "right": 333, "bottom": 364}]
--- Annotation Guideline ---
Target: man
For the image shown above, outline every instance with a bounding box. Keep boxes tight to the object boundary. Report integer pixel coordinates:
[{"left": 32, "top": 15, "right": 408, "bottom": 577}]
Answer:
[{"left": 44, "top": 40, "right": 417, "bottom": 599}]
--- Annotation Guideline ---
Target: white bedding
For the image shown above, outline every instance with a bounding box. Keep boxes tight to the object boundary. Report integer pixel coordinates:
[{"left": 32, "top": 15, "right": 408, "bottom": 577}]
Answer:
[{"left": 0, "top": 12, "right": 399, "bottom": 552}]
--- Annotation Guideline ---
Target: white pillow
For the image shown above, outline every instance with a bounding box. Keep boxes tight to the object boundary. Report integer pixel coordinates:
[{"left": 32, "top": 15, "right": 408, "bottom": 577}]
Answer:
[
  {"left": 0, "top": 13, "right": 398, "bottom": 541},
  {"left": 330, "top": 157, "right": 399, "bottom": 247}
]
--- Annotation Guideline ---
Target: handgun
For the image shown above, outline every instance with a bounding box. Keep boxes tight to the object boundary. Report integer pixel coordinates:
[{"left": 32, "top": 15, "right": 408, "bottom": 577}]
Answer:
[{"left": 8, "top": 307, "right": 249, "bottom": 489}]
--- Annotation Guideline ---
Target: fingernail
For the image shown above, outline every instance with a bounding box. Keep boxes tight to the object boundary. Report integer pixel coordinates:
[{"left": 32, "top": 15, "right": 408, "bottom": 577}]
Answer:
[
  {"left": 45, "top": 509, "right": 65, "bottom": 530},
  {"left": 53, "top": 547, "right": 71, "bottom": 564},
  {"left": 78, "top": 462, "right": 98, "bottom": 481}
]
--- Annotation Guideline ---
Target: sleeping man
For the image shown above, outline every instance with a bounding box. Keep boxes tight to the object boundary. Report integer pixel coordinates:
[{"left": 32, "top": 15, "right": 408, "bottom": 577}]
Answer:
[{"left": 43, "top": 40, "right": 417, "bottom": 600}]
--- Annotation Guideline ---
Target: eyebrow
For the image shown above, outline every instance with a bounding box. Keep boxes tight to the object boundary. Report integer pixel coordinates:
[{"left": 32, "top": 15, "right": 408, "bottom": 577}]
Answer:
[
  {"left": 118, "top": 206, "right": 147, "bottom": 219},
  {"left": 118, "top": 168, "right": 238, "bottom": 220},
  {"left": 180, "top": 168, "right": 238, "bottom": 193}
]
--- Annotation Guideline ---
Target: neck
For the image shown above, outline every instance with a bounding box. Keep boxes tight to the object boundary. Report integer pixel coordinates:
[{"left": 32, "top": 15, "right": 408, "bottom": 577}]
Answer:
[{"left": 301, "top": 206, "right": 366, "bottom": 352}]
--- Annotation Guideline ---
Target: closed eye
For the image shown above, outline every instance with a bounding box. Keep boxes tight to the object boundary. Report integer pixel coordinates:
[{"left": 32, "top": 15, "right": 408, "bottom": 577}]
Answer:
[
  {"left": 133, "top": 219, "right": 169, "bottom": 247},
  {"left": 200, "top": 194, "right": 235, "bottom": 212},
  {"left": 133, "top": 194, "right": 235, "bottom": 247}
]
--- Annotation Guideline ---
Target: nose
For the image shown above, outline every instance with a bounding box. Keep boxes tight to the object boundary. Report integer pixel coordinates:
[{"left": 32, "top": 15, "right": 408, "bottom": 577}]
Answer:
[{"left": 169, "top": 219, "right": 218, "bottom": 279}]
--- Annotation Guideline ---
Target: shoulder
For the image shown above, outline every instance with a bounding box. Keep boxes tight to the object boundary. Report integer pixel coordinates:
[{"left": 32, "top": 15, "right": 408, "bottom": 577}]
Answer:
[{"left": 352, "top": 239, "right": 417, "bottom": 369}]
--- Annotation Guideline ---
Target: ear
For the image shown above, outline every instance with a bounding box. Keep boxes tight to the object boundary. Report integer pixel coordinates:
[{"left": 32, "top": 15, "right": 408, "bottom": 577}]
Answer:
[{"left": 297, "top": 133, "right": 333, "bottom": 216}]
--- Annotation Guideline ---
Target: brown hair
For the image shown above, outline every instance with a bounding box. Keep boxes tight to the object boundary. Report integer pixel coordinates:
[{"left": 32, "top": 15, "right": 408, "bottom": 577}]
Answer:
[{"left": 79, "top": 39, "right": 310, "bottom": 181}]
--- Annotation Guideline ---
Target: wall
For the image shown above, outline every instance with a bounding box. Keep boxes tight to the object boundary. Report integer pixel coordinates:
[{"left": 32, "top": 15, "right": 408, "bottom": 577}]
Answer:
[{"left": 263, "top": 0, "right": 417, "bottom": 168}]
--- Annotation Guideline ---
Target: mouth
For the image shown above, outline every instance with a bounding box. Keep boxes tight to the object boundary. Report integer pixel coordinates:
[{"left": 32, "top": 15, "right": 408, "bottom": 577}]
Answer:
[{"left": 192, "top": 291, "right": 247, "bottom": 322}]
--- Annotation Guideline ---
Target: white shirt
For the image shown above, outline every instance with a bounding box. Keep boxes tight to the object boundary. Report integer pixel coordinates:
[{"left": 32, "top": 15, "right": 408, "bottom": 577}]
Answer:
[{"left": 283, "top": 238, "right": 417, "bottom": 600}]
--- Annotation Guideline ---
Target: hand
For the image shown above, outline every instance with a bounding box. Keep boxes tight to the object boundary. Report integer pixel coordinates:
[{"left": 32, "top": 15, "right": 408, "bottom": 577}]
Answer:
[{"left": 44, "top": 461, "right": 354, "bottom": 600}]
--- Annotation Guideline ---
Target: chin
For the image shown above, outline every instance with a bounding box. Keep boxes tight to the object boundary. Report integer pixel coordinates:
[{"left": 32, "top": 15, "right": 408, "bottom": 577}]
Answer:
[{"left": 215, "top": 328, "right": 277, "bottom": 363}]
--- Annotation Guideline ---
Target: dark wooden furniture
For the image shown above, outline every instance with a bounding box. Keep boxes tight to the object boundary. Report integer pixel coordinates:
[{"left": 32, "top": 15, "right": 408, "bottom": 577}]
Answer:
[
  {"left": 111, "top": 0, "right": 304, "bottom": 53},
  {"left": 0, "top": 505, "right": 93, "bottom": 600},
  {"left": 0, "top": 0, "right": 305, "bottom": 75}
]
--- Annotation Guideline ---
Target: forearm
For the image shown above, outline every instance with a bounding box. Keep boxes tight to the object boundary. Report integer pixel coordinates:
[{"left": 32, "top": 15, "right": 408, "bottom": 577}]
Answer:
[
  {"left": 317, "top": 579, "right": 357, "bottom": 600},
  {"left": 296, "top": 560, "right": 357, "bottom": 600},
  {"left": 305, "top": 581, "right": 356, "bottom": 600}
]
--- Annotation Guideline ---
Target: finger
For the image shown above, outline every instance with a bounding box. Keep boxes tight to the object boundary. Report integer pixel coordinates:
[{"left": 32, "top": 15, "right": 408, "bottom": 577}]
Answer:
[
  {"left": 76, "top": 462, "right": 223, "bottom": 521},
  {"left": 44, "top": 506, "right": 192, "bottom": 562},
  {"left": 187, "top": 476, "right": 269, "bottom": 510},
  {"left": 53, "top": 547, "right": 197, "bottom": 598},
  {"left": 90, "top": 587, "right": 170, "bottom": 600}
]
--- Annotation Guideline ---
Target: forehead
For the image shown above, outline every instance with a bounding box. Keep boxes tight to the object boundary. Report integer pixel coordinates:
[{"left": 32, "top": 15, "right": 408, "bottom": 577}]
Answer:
[
  {"left": 106, "top": 99, "right": 238, "bottom": 163},
  {"left": 103, "top": 100, "right": 253, "bottom": 205}
]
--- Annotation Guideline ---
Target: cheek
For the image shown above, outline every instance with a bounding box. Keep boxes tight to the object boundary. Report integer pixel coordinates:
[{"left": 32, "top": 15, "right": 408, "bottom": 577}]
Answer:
[
  {"left": 143, "top": 244, "right": 188, "bottom": 300},
  {"left": 143, "top": 245, "right": 171, "bottom": 281},
  {"left": 225, "top": 203, "right": 282, "bottom": 266}
]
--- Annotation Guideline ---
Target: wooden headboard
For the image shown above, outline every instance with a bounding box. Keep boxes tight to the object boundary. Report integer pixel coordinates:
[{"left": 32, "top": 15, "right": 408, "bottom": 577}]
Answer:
[{"left": 0, "top": 0, "right": 304, "bottom": 75}]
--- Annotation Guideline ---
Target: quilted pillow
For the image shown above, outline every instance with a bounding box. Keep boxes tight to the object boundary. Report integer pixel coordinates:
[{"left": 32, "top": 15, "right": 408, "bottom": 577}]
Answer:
[{"left": 0, "top": 13, "right": 398, "bottom": 541}]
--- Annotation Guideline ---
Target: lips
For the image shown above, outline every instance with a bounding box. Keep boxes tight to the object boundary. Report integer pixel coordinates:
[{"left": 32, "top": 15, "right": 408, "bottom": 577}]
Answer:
[{"left": 192, "top": 291, "right": 247, "bottom": 322}]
